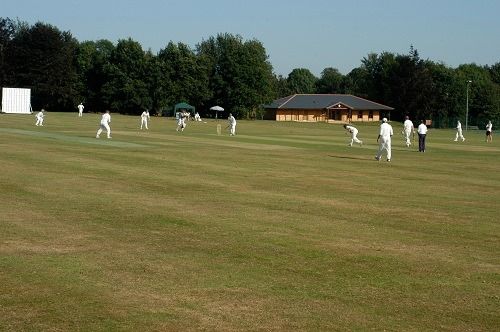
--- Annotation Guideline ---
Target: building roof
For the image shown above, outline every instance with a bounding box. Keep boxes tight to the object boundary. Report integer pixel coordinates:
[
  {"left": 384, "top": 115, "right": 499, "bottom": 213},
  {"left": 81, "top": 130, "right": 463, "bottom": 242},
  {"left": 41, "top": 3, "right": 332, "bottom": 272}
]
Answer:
[{"left": 265, "top": 94, "right": 394, "bottom": 110}]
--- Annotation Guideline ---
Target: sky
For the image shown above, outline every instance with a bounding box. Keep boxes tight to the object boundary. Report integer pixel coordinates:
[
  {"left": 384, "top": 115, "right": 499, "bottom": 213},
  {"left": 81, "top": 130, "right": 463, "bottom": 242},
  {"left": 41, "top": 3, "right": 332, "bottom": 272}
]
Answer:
[{"left": 3, "top": 0, "right": 500, "bottom": 76}]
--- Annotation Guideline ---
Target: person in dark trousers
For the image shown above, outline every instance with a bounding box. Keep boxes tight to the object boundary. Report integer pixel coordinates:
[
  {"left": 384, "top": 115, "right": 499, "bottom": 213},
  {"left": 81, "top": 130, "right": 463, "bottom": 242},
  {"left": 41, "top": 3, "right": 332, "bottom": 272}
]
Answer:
[{"left": 417, "top": 120, "right": 428, "bottom": 152}]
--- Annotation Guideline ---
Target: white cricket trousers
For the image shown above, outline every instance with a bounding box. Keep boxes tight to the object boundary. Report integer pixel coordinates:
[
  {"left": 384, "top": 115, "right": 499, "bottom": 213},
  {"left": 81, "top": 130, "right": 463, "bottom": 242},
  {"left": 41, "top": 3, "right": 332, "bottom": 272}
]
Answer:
[
  {"left": 404, "top": 130, "right": 412, "bottom": 146},
  {"left": 350, "top": 132, "right": 361, "bottom": 145},
  {"left": 97, "top": 123, "right": 111, "bottom": 138},
  {"left": 36, "top": 118, "right": 43, "bottom": 126},
  {"left": 376, "top": 137, "right": 392, "bottom": 160},
  {"left": 141, "top": 118, "right": 148, "bottom": 129},
  {"left": 230, "top": 124, "right": 236, "bottom": 135},
  {"left": 455, "top": 129, "right": 464, "bottom": 141}
]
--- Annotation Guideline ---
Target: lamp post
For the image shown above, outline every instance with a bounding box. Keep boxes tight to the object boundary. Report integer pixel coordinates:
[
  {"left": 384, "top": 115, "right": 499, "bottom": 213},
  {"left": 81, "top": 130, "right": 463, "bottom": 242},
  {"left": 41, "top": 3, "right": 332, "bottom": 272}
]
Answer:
[{"left": 466, "top": 80, "right": 472, "bottom": 130}]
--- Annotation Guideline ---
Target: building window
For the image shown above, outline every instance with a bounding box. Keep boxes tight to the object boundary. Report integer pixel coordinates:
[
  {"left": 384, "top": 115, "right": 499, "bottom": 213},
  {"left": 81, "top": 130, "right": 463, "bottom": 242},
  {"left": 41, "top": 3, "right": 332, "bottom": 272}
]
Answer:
[
  {"left": 357, "top": 111, "right": 363, "bottom": 119},
  {"left": 369, "top": 111, "right": 373, "bottom": 119}
]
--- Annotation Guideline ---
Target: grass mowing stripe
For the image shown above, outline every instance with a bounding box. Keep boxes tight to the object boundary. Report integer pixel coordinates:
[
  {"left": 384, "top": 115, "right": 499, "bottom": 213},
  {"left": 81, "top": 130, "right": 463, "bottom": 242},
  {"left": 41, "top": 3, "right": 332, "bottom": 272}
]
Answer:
[{"left": 0, "top": 128, "right": 147, "bottom": 148}]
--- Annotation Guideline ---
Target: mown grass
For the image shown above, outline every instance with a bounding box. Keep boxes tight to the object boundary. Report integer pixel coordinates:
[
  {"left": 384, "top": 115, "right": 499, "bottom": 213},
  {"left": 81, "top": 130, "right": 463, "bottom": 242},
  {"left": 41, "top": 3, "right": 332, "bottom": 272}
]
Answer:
[{"left": 0, "top": 112, "right": 499, "bottom": 331}]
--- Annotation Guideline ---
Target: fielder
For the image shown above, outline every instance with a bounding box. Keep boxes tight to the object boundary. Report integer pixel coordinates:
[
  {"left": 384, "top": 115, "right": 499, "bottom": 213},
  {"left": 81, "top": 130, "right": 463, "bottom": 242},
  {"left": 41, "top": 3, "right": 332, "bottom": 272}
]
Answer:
[
  {"left": 486, "top": 120, "right": 493, "bottom": 142},
  {"left": 228, "top": 113, "right": 237, "bottom": 136},
  {"left": 77, "top": 103, "right": 84, "bottom": 117},
  {"left": 343, "top": 124, "right": 362, "bottom": 146},
  {"left": 35, "top": 109, "right": 45, "bottom": 126},
  {"left": 96, "top": 110, "right": 111, "bottom": 138},
  {"left": 454, "top": 120, "right": 465, "bottom": 142},
  {"left": 375, "top": 118, "right": 393, "bottom": 162},
  {"left": 140, "top": 109, "right": 150, "bottom": 130},
  {"left": 402, "top": 116, "right": 415, "bottom": 147},
  {"left": 194, "top": 112, "right": 201, "bottom": 121}
]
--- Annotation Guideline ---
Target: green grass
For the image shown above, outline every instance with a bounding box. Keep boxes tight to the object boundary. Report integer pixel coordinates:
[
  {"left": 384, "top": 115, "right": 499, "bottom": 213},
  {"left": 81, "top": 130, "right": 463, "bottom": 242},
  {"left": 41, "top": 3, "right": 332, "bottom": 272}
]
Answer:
[{"left": 0, "top": 112, "right": 499, "bottom": 331}]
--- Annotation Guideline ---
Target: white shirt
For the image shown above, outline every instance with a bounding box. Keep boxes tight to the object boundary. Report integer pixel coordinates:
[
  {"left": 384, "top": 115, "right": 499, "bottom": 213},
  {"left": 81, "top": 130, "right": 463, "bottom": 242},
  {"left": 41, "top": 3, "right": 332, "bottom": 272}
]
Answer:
[
  {"left": 456, "top": 121, "right": 462, "bottom": 130},
  {"left": 228, "top": 115, "right": 236, "bottom": 126},
  {"left": 379, "top": 122, "right": 393, "bottom": 138},
  {"left": 486, "top": 122, "right": 492, "bottom": 131},
  {"left": 78, "top": 104, "right": 84, "bottom": 112},
  {"left": 141, "top": 111, "right": 150, "bottom": 120},
  {"left": 101, "top": 113, "right": 111, "bottom": 125},
  {"left": 345, "top": 125, "right": 358, "bottom": 135},
  {"left": 36, "top": 112, "right": 44, "bottom": 119},
  {"left": 417, "top": 123, "right": 427, "bottom": 134},
  {"left": 403, "top": 119, "right": 414, "bottom": 132}
]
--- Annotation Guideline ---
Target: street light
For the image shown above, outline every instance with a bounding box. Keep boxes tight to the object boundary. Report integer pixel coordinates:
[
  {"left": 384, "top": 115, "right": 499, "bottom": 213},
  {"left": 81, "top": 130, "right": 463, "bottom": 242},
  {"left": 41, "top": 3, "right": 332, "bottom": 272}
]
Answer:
[{"left": 466, "top": 80, "right": 472, "bottom": 130}]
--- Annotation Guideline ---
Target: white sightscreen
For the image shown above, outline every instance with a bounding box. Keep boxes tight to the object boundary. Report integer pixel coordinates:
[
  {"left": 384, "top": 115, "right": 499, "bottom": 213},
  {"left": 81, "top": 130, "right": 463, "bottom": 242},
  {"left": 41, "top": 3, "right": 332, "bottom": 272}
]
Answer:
[{"left": 1, "top": 87, "right": 31, "bottom": 114}]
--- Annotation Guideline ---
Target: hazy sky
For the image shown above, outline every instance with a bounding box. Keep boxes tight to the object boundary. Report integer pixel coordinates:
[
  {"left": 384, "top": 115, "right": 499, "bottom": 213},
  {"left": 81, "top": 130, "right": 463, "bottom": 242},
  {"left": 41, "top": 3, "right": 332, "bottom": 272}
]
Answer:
[{"left": 3, "top": 0, "right": 499, "bottom": 76}]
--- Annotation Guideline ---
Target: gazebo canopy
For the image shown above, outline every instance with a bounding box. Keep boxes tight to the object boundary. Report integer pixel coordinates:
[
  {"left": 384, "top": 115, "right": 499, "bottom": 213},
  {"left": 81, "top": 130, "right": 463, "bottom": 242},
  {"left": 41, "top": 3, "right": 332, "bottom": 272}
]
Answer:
[{"left": 174, "top": 102, "right": 195, "bottom": 112}]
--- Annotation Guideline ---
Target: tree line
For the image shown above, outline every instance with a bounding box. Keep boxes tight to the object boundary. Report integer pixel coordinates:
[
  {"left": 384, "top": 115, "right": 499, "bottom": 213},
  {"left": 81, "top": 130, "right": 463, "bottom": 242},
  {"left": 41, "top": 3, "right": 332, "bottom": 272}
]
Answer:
[{"left": 1, "top": 18, "right": 499, "bottom": 127}]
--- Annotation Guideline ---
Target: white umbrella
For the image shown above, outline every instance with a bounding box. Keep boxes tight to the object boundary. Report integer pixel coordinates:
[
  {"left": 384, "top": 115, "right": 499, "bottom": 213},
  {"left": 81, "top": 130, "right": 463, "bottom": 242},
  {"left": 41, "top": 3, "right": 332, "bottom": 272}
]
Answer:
[{"left": 210, "top": 106, "right": 224, "bottom": 119}]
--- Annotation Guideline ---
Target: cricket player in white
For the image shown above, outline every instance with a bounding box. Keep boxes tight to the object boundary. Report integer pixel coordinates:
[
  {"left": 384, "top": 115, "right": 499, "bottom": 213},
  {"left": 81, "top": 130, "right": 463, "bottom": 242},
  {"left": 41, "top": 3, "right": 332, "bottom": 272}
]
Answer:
[
  {"left": 35, "top": 109, "right": 44, "bottom": 126},
  {"left": 375, "top": 118, "right": 393, "bottom": 162},
  {"left": 228, "top": 113, "right": 237, "bottom": 136},
  {"left": 96, "top": 110, "right": 111, "bottom": 138},
  {"left": 454, "top": 120, "right": 465, "bottom": 142},
  {"left": 140, "top": 109, "right": 150, "bottom": 130},
  {"left": 403, "top": 116, "right": 414, "bottom": 147},
  {"left": 194, "top": 112, "right": 201, "bottom": 121},
  {"left": 486, "top": 120, "right": 493, "bottom": 142},
  {"left": 176, "top": 110, "right": 187, "bottom": 132},
  {"left": 77, "top": 103, "right": 84, "bottom": 117},
  {"left": 343, "top": 124, "right": 362, "bottom": 146}
]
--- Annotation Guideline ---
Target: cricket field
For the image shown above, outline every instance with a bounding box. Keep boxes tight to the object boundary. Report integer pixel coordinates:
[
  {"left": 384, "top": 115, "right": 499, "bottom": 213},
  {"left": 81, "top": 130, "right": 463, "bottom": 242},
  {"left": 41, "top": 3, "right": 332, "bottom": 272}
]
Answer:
[{"left": 0, "top": 113, "right": 498, "bottom": 331}]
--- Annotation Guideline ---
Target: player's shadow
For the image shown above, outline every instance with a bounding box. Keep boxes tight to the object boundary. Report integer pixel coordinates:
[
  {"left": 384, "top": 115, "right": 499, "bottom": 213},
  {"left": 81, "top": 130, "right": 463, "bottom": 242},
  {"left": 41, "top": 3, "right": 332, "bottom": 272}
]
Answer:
[{"left": 328, "top": 155, "right": 369, "bottom": 161}]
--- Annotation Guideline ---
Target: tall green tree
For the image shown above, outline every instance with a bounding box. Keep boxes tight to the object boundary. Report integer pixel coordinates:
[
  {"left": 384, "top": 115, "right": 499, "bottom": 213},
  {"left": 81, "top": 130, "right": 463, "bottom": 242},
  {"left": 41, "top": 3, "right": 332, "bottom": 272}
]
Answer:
[
  {"left": 197, "top": 33, "right": 274, "bottom": 118},
  {"left": 456, "top": 64, "right": 500, "bottom": 126},
  {"left": 488, "top": 62, "right": 500, "bottom": 84},
  {"left": 75, "top": 39, "right": 115, "bottom": 113},
  {"left": 424, "top": 61, "right": 462, "bottom": 127},
  {"left": 272, "top": 74, "right": 290, "bottom": 98},
  {"left": 101, "top": 38, "right": 151, "bottom": 114},
  {"left": 360, "top": 52, "right": 397, "bottom": 108},
  {"left": 5, "top": 21, "right": 78, "bottom": 111},
  {"left": 389, "top": 48, "right": 434, "bottom": 121},
  {"left": 0, "top": 18, "right": 16, "bottom": 86},
  {"left": 344, "top": 67, "right": 370, "bottom": 98},
  {"left": 157, "top": 41, "right": 211, "bottom": 113},
  {"left": 316, "top": 67, "right": 344, "bottom": 94},
  {"left": 287, "top": 68, "right": 317, "bottom": 94}
]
